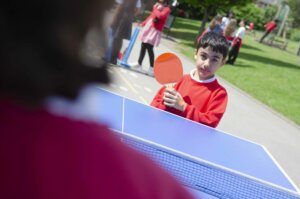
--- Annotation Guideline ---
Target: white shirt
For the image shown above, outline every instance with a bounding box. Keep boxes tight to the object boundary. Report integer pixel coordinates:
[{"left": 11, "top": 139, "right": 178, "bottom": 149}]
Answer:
[
  {"left": 221, "top": 17, "right": 230, "bottom": 30},
  {"left": 235, "top": 26, "right": 246, "bottom": 39},
  {"left": 190, "top": 69, "right": 216, "bottom": 83},
  {"left": 115, "top": 0, "right": 141, "bottom": 8}
]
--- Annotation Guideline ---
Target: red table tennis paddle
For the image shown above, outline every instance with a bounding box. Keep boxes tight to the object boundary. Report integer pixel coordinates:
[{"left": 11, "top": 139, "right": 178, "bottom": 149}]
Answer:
[{"left": 153, "top": 52, "right": 183, "bottom": 86}]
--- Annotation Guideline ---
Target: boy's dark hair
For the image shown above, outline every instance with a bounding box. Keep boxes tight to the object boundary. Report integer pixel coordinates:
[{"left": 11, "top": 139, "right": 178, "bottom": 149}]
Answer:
[
  {"left": 197, "top": 32, "right": 229, "bottom": 59},
  {"left": 0, "top": 0, "right": 113, "bottom": 105}
]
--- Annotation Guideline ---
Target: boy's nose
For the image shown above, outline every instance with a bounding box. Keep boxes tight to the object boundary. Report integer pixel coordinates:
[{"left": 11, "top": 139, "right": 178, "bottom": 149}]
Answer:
[{"left": 203, "top": 59, "right": 211, "bottom": 68}]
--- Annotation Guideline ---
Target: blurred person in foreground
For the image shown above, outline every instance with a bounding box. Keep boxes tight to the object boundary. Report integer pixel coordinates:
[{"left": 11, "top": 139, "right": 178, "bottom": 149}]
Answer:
[{"left": 0, "top": 1, "right": 195, "bottom": 199}]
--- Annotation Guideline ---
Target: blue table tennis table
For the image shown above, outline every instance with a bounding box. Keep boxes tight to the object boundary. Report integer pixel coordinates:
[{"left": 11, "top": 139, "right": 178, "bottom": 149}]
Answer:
[{"left": 59, "top": 87, "right": 300, "bottom": 199}]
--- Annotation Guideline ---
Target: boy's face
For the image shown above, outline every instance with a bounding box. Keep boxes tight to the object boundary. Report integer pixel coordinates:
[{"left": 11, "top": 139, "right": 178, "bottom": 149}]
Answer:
[{"left": 195, "top": 47, "right": 226, "bottom": 80}]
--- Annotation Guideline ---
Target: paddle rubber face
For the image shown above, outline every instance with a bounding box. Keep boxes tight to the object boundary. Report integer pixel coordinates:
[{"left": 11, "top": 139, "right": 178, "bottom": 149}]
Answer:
[{"left": 153, "top": 52, "right": 183, "bottom": 84}]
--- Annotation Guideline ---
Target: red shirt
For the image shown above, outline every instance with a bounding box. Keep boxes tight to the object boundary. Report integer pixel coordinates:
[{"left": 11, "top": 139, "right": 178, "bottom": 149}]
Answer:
[
  {"left": 249, "top": 22, "right": 254, "bottom": 30},
  {"left": 0, "top": 100, "right": 195, "bottom": 199},
  {"left": 151, "top": 72, "right": 228, "bottom": 128},
  {"left": 141, "top": 4, "right": 171, "bottom": 31},
  {"left": 265, "top": 21, "right": 277, "bottom": 32}
]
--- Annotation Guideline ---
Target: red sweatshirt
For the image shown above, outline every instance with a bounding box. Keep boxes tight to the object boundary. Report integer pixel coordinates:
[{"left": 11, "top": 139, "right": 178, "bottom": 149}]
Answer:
[
  {"left": 151, "top": 71, "right": 228, "bottom": 128},
  {"left": 0, "top": 100, "right": 195, "bottom": 199},
  {"left": 265, "top": 21, "right": 277, "bottom": 32},
  {"left": 141, "top": 4, "right": 170, "bottom": 31}
]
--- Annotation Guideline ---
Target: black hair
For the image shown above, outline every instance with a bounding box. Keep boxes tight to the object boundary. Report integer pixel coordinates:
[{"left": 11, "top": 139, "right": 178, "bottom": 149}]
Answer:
[
  {"left": 226, "top": 11, "right": 234, "bottom": 18},
  {"left": 0, "top": 0, "right": 114, "bottom": 105},
  {"left": 197, "top": 32, "right": 229, "bottom": 59},
  {"left": 159, "top": 0, "right": 170, "bottom": 6}
]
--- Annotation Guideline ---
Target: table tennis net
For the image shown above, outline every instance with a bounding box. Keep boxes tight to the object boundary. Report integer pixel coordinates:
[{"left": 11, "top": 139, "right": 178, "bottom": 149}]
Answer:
[{"left": 120, "top": 135, "right": 300, "bottom": 199}]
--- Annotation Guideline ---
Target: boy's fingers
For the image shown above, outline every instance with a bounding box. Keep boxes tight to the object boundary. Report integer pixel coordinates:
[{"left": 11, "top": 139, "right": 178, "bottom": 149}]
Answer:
[
  {"left": 165, "top": 88, "right": 176, "bottom": 95},
  {"left": 164, "top": 92, "right": 175, "bottom": 99},
  {"left": 163, "top": 96, "right": 175, "bottom": 104},
  {"left": 163, "top": 101, "right": 174, "bottom": 107}
]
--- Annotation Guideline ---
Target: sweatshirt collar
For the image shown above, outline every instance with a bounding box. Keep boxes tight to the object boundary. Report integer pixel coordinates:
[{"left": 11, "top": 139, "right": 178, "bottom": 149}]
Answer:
[{"left": 190, "top": 69, "right": 216, "bottom": 83}]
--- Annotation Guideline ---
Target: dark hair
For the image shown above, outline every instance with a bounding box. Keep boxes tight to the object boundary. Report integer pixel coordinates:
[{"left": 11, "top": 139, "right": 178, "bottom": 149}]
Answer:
[
  {"left": 159, "top": 0, "right": 170, "bottom": 6},
  {"left": 197, "top": 32, "right": 229, "bottom": 59},
  {"left": 226, "top": 11, "right": 234, "bottom": 18},
  {"left": 0, "top": 0, "right": 113, "bottom": 105},
  {"left": 165, "top": 0, "right": 170, "bottom": 5}
]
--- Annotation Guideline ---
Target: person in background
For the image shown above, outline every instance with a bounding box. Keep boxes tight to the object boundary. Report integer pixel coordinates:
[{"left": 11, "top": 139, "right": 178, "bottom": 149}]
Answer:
[
  {"left": 227, "top": 20, "right": 246, "bottom": 65},
  {"left": 223, "top": 19, "right": 237, "bottom": 45},
  {"left": 246, "top": 22, "right": 255, "bottom": 32},
  {"left": 196, "top": 15, "right": 223, "bottom": 44},
  {"left": 221, "top": 11, "right": 235, "bottom": 31},
  {"left": 130, "top": 0, "right": 171, "bottom": 76},
  {"left": 0, "top": 1, "right": 196, "bottom": 199},
  {"left": 259, "top": 19, "right": 279, "bottom": 43},
  {"left": 246, "top": 22, "right": 255, "bottom": 38},
  {"left": 151, "top": 32, "right": 229, "bottom": 128},
  {"left": 194, "top": 15, "right": 223, "bottom": 59},
  {"left": 109, "top": 0, "right": 142, "bottom": 64}
]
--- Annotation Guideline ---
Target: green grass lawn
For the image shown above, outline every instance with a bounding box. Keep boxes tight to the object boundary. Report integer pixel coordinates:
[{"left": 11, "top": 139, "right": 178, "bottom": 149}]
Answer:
[{"left": 166, "top": 17, "right": 300, "bottom": 125}]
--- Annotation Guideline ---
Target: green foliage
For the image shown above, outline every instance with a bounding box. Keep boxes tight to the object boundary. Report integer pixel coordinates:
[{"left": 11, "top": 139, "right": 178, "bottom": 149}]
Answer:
[
  {"left": 181, "top": 0, "right": 251, "bottom": 34},
  {"left": 231, "top": 4, "right": 263, "bottom": 29},
  {"left": 183, "top": 0, "right": 251, "bottom": 9},
  {"left": 176, "top": 2, "right": 203, "bottom": 19},
  {"left": 287, "top": 0, "right": 300, "bottom": 28},
  {"left": 231, "top": 4, "right": 277, "bottom": 31},
  {"left": 289, "top": 29, "right": 300, "bottom": 42},
  {"left": 262, "top": 5, "right": 277, "bottom": 25}
]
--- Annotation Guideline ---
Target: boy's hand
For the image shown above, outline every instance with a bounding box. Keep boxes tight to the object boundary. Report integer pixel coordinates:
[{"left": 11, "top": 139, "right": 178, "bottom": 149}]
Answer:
[{"left": 163, "top": 87, "right": 187, "bottom": 112}]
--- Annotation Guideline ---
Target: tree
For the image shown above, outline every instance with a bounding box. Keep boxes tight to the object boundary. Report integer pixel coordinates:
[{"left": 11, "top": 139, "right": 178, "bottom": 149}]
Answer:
[
  {"left": 231, "top": 3, "right": 272, "bottom": 31},
  {"left": 287, "top": 0, "right": 300, "bottom": 28},
  {"left": 182, "top": 0, "right": 252, "bottom": 42}
]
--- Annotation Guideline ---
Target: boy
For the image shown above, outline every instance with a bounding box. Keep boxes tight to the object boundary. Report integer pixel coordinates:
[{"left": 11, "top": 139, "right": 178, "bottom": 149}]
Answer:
[{"left": 151, "top": 32, "right": 229, "bottom": 128}]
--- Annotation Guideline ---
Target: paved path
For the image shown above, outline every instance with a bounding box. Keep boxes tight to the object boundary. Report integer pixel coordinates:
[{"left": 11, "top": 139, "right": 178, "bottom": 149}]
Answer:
[{"left": 99, "top": 24, "right": 300, "bottom": 188}]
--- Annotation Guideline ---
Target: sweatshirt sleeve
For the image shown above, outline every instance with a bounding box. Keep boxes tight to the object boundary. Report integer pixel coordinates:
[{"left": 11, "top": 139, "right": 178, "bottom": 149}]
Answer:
[
  {"left": 150, "top": 86, "right": 168, "bottom": 110},
  {"left": 181, "top": 89, "right": 228, "bottom": 128},
  {"left": 153, "top": 6, "right": 170, "bottom": 21}
]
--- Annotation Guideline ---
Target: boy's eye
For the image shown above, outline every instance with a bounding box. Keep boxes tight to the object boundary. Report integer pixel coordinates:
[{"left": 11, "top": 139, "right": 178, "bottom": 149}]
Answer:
[{"left": 200, "top": 55, "right": 207, "bottom": 60}]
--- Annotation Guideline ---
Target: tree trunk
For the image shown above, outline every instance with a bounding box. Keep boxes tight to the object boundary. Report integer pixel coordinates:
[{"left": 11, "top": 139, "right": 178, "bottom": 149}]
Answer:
[
  {"left": 194, "top": 5, "right": 215, "bottom": 45},
  {"left": 199, "top": 8, "right": 209, "bottom": 35}
]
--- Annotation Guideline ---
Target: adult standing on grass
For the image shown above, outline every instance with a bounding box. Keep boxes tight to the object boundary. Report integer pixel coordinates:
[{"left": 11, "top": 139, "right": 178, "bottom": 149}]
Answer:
[
  {"left": 130, "top": 0, "right": 171, "bottom": 76},
  {"left": 0, "top": 1, "right": 196, "bottom": 199},
  {"left": 259, "top": 19, "right": 279, "bottom": 43}
]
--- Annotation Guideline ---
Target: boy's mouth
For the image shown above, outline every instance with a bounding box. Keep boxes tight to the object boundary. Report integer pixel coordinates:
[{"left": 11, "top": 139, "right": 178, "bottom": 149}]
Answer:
[{"left": 199, "top": 68, "right": 210, "bottom": 73}]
